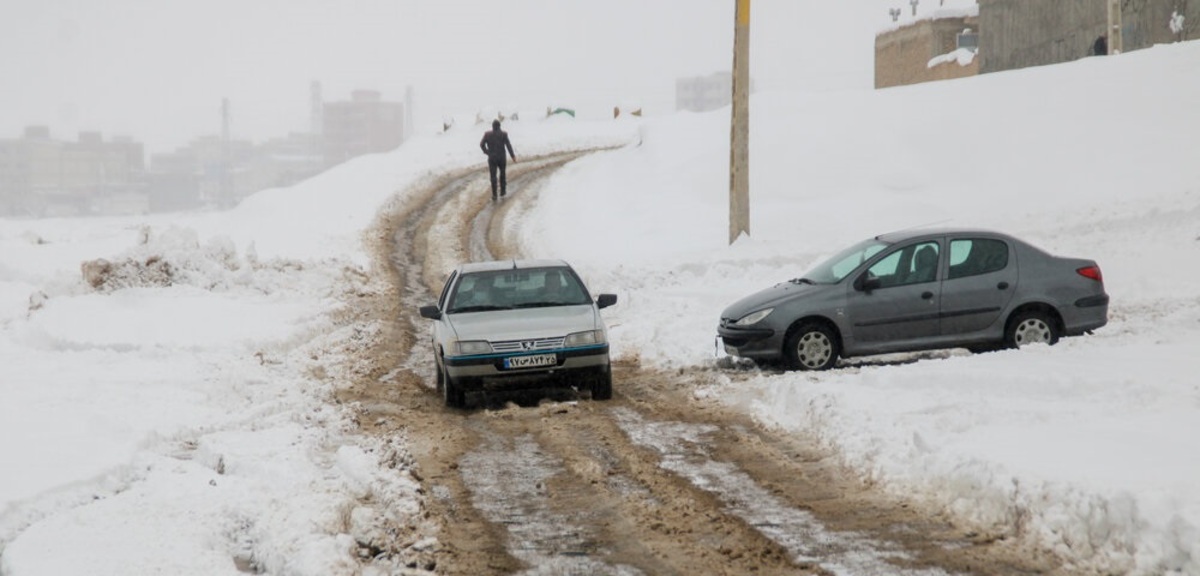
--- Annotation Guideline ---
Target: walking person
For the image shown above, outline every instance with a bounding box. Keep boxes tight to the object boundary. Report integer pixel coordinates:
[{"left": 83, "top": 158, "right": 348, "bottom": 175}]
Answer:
[{"left": 480, "top": 119, "right": 517, "bottom": 199}]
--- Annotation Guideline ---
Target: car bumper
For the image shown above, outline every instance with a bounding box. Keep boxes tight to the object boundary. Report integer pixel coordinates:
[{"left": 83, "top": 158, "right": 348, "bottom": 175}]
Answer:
[
  {"left": 717, "top": 324, "right": 779, "bottom": 359},
  {"left": 445, "top": 345, "right": 610, "bottom": 389},
  {"left": 1064, "top": 293, "right": 1109, "bottom": 336}
]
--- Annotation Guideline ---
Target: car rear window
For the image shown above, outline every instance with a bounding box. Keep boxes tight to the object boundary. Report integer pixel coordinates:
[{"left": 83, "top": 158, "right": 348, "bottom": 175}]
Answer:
[{"left": 948, "top": 238, "right": 1009, "bottom": 279}]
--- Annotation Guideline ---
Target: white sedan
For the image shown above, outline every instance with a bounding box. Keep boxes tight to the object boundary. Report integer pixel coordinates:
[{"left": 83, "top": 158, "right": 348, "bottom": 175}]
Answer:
[{"left": 419, "top": 259, "right": 617, "bottom": 408}]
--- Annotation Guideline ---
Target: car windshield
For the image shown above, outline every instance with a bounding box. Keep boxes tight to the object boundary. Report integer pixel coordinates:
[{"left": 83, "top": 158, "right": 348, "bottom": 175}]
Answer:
[
  {"left": 800, "top": 238, "right": 890, "bottom": 284},
  {"left": 447, "top": 267, "right": 592, "bottom": 313}
]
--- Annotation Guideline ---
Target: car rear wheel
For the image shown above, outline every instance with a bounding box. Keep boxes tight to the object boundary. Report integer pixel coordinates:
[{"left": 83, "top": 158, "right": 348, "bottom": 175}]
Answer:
[
  {"left": 1006, "top": 310, "right": 1059, "bottom": 348},
  {"left": 784, "top": 323, "right": 839, "bottom": 371},
  {"left": 591, "top": 368, "right": 613, "bottom": 400}
]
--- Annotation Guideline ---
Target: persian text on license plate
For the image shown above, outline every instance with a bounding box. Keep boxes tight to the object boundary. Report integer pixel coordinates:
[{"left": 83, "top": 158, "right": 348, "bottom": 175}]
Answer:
[{"left": 503, "top": 353, "right": 557, "bottom": 369}]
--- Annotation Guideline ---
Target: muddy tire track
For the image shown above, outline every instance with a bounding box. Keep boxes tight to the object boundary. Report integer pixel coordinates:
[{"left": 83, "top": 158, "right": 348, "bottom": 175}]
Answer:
[{"left": 334, "top": 151, "right": 1065, "bottom": 575}]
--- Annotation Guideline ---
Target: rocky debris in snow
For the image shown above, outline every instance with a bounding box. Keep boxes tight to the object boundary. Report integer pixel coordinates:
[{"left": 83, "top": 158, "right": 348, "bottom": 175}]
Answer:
[
  {"left": 81, "top": 256, "right": 174, "bottom": 291},
  {"left": 27, "top": 290, "right": 47, "bottom": 313}
]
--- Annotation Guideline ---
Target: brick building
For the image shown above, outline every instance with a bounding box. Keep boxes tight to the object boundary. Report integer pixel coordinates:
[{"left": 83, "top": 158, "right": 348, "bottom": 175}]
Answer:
[{"left": 875, "top": 10, "right": 981, "bottom": 89}]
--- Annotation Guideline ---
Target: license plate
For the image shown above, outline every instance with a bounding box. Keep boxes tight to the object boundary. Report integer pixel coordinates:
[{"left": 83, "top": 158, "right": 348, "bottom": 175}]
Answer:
[{"left": 503, "top": 353, "right": 557, "bottom": 369}]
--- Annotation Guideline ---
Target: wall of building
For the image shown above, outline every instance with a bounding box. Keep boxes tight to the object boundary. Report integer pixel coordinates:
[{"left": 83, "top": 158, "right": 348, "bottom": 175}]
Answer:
[
  {"left": 876, "top": 17, "right": 979, "bottom": 89},
  {"left": 322, "top": 90, "right": 405, "bottom": 168},
  {"left": 978, "top": 0, "right": 1200, "bottom": 73},
  {"left": 0, "top": 128, "right": 147, "bottom": 216}
]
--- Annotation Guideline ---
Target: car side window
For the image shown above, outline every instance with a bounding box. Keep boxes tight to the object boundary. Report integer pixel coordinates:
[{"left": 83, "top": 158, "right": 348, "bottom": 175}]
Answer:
[
  {"left": 867, "top": 241, "right": 940, "bottom": 288},
  {"left": 947, "top": 238, "right": 1009, "bottom": 279},
  {"left": 437, "top": 271, "right": 457, "bottom": 310}
]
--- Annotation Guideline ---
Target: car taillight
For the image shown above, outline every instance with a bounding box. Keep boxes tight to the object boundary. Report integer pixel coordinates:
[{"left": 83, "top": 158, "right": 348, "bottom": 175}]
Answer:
[{"left": 1077, "top": 265, "right": 1103, "bottom": 282}]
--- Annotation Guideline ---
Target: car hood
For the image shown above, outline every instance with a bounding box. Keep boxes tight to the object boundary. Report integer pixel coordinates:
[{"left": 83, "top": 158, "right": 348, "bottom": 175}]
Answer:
[
  {"left": 447, "top": 304, "right": 601, "bottom": 342},
  {"left": 721, "top": 281, "right": 830, "bottom": 320}
]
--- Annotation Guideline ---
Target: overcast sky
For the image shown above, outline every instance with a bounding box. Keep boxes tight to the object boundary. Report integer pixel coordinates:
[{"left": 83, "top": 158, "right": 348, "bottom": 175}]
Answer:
[{"left": 2, "top": 0, "right": 892, "bottom": 154}]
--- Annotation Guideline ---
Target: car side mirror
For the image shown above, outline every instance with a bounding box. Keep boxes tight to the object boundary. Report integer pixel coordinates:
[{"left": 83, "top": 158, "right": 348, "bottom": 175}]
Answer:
[
  {"left": 418, "top": 305, "right": 442, "bottom": 320},
  {"left": 856, "top": 274, "right": 882, "bottom": 293},
  {"left": 596, "top": 293, "right": 618, "bottom": 309}
]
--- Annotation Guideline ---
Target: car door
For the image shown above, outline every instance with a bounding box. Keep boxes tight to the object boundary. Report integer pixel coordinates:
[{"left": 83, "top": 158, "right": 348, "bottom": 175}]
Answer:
[
  {"left": 845, "top": 240, "right": 942, "bottom": 347},
  {"left": 939, "top": 237, "right": 1018, "bottom": 337}
]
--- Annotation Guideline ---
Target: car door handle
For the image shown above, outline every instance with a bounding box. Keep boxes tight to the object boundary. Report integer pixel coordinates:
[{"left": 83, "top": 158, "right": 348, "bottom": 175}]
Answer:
[
  {"left": 921, "top": 291, "right": 934, "bottom": 300},
  {"left": 997, "top": 282, "right": 1009, "bottom": 290}
]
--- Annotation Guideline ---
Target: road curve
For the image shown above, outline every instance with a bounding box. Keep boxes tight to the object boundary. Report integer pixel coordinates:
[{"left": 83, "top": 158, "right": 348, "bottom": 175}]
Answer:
[{"left": 332, "top": 150, "right": 1064, "bottom": 575}]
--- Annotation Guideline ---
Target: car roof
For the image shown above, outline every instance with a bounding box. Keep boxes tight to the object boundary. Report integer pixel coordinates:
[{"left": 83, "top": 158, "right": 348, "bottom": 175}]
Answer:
[
  {"left": 456, "top": 259, "right": 572, "bottom": 274},
  {"left": 873, "top": 227, "right": 1014, "bottom": 244}
]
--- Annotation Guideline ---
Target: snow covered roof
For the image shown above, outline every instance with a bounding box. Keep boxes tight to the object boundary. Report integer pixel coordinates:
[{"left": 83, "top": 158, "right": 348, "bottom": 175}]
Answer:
[{"left": 877, "top": 0, "right": 979, "bottom": 34}]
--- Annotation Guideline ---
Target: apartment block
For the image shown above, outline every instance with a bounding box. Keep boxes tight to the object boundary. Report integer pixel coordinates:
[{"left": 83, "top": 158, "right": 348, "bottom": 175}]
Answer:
[{"left": 322, "top": 90, "right": 405, "bottom": 168}]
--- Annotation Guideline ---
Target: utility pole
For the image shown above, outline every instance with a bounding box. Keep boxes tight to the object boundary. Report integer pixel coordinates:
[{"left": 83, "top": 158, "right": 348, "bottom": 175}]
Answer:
[
  {"left": 729, "top": 0, "right": 751, "bottom": 244},
  {"left": 1107, "top": 0, "right": 1123, "bottom": 54}
]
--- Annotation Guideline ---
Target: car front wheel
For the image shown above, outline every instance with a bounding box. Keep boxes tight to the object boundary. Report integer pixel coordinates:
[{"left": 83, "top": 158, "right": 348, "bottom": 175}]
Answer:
[
  {"left": 1006, "top": 310, "right": 1059, "bottom": 348},
  {"left": 784, "top": 323, "right": 839, "bottom": 371},
  {"left": 439, "top": 361, "right": 466, "bottom": 408},
  {"left": 591, "top": 368, "right": 613, "bottom": 400}
]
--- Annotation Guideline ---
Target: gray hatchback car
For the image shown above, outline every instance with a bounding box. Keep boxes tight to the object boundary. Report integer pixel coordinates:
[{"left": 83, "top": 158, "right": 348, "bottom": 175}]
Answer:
[{"left": 718, "top": 228, "right": 1108, "bottom": 370}]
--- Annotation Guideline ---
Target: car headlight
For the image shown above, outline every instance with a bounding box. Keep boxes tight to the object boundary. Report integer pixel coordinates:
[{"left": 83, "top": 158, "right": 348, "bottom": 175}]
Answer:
[
  {"left": 565, "top": 330, "right": 607, "bottom": 347},
  {"left": 734, "top": 308, "right": 773, "bottom": 326},
  {"left": 454, "top": 340, "right": 493, "bottom": 355}
]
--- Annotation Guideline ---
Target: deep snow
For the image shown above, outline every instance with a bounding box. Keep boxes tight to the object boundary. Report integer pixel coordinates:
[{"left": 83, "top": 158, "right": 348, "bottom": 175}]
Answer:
[{"left": 2, "top": 41, "right": 1199, "bottom": 576}]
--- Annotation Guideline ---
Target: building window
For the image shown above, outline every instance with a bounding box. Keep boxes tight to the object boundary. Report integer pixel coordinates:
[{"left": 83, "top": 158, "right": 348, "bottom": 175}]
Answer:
[{"left": 957, "top": 30, "right": 979, "bottom": 52}]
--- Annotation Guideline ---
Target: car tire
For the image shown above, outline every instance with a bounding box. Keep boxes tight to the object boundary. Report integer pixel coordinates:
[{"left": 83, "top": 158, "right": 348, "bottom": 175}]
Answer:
[
  {"left": 1006, "top": 310, "right": 1060, "bottom": 348},
  {"left": 441, "top": 363, "right": 466, "bottom": 408},
  {"left": 591, "top": 368, "right": 613, "bottom": 401},
  {"left": 784, "top": 323, "right": 839, "bottom": 371},
  {"left": 435, "top": 358, "right": 445, "bottom": 394}
]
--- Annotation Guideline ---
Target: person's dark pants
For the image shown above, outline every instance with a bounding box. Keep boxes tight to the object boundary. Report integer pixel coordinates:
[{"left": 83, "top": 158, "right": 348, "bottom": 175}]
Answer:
[{"left": 488, "top": 157, "right": 507, "bottom": 197}]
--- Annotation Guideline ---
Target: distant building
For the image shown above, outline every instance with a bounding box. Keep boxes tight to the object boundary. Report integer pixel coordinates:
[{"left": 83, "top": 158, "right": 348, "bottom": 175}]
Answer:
[
  {"left": 322, "top": 90, "right": 405, "bottom": 168},
  {"left": 876, "top": 0, "right": 1200, "bottom": 89},
  {"left": 875, "top": 6, "right": 980, "bottom": 89},
  {"left": 675, "top": 73, "right": 733, "bottom": 113},
  {"left": 0, "top": 127, "right": 146, "bottom": 216},
  {"left": 147, "top": 135, "right": 254, "bottom": 209},
  {"left": 147, "top": 132, "right": 320, "bottom": 211},
  {"left": 249, "top": 132, "right": 323, "bottom": 192},
  {"left": 146, "top": 148, "right": 201, "bottom": 213},
  {"left": 978, "top": 0, "right": 1199, "bottom": 74},
  {"left": 3, "top": 86, "right": 402, "bottom": 216}
]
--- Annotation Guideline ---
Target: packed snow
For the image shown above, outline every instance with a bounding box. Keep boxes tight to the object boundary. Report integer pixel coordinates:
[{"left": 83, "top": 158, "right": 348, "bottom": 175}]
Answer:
[{"left": 2, "top": 40, "right": 1199, "bottom": 576}]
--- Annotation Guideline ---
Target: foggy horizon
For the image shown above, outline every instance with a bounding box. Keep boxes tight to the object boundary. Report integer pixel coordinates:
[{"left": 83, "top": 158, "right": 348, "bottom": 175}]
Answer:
[{"left": 2, "top": 0, "right": 892, "bottom": 155}]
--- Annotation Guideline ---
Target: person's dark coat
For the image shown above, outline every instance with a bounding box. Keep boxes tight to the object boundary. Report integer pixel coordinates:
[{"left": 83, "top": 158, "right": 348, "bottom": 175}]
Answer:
[
  {"left": 480, "top": 124, "right": 515, "bottom": 162},
  {"left": 480, "top": 120, "right": 516, "bottom": 197}
]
